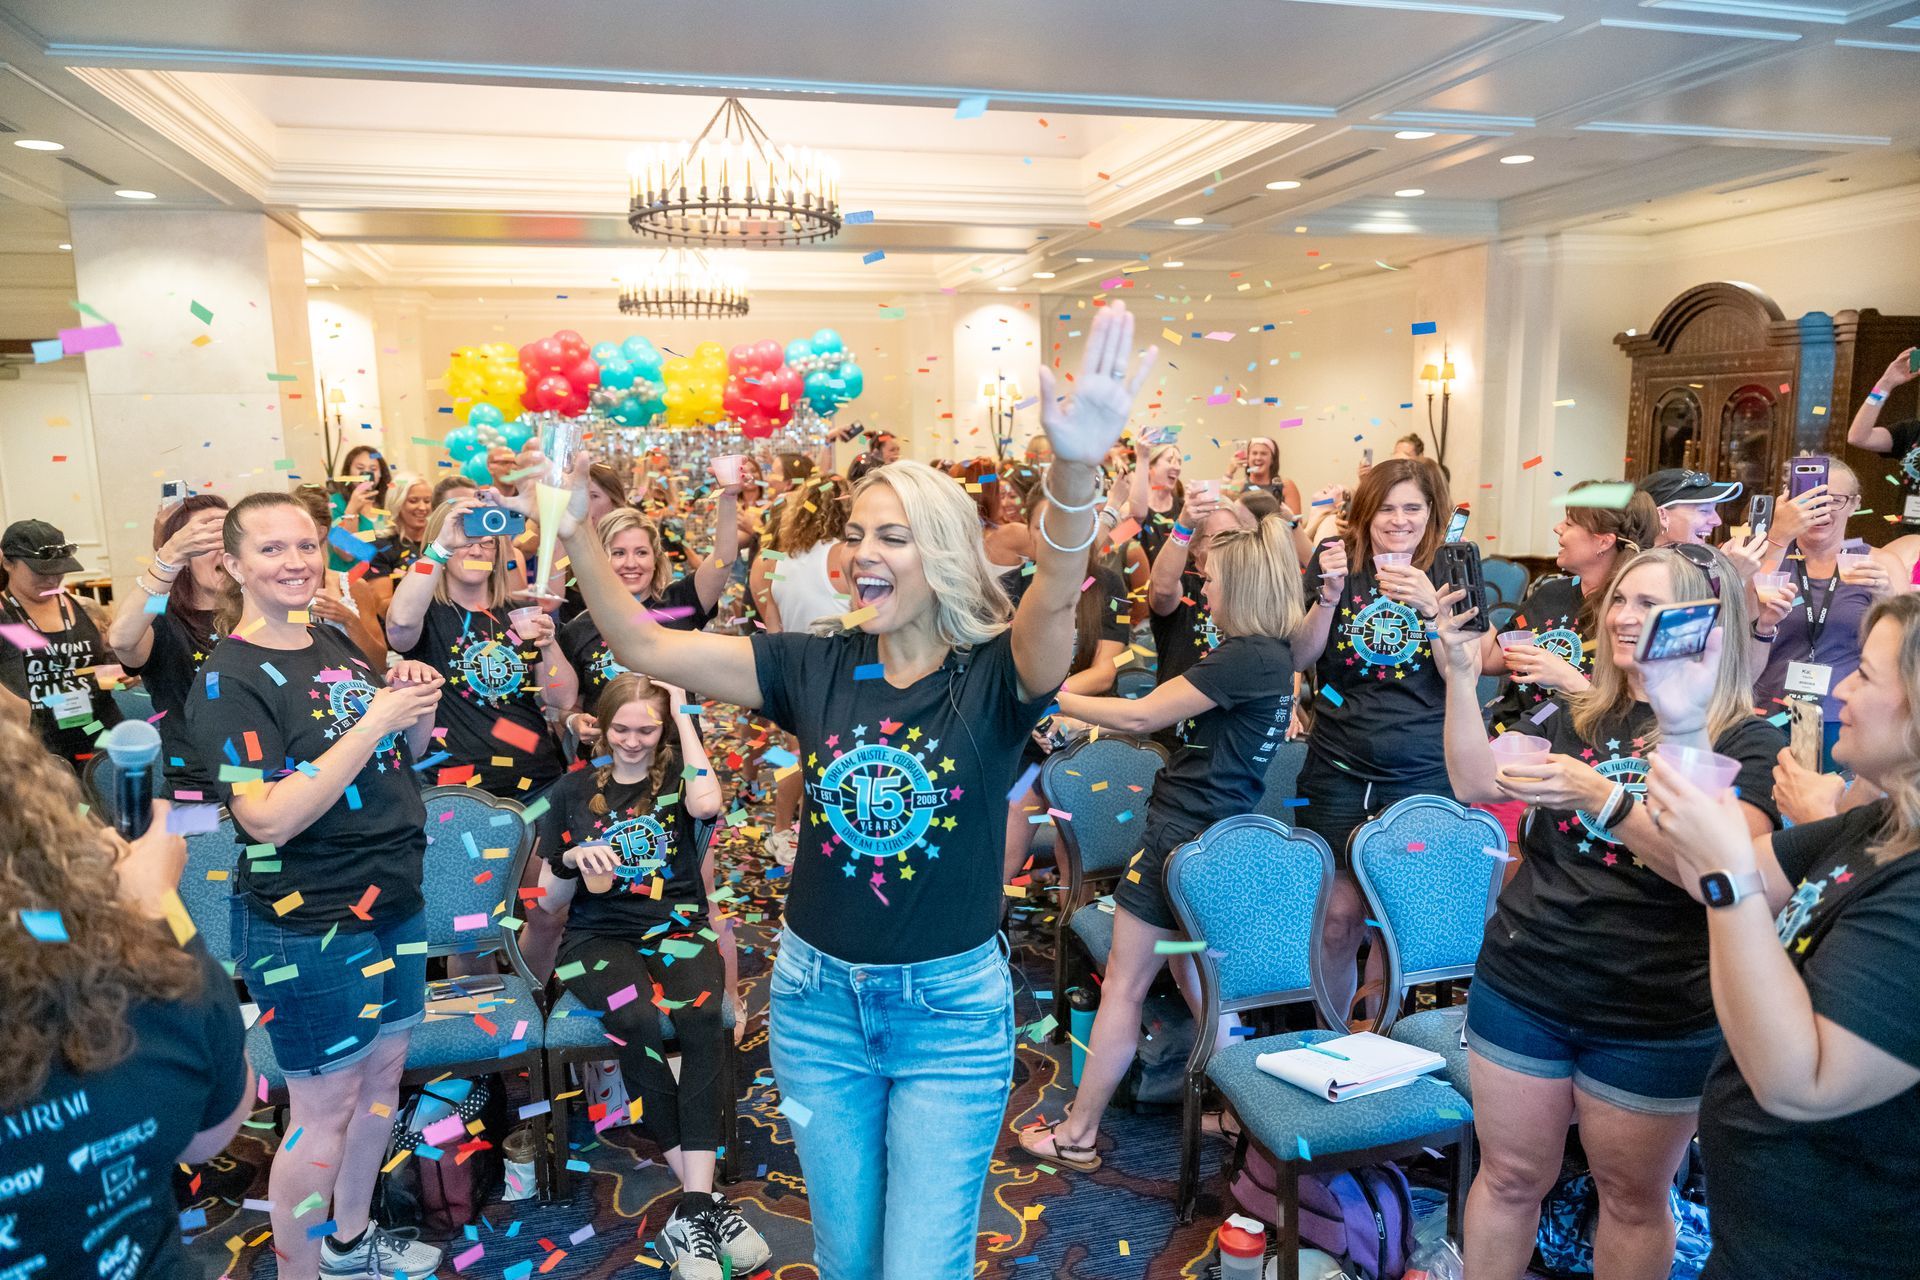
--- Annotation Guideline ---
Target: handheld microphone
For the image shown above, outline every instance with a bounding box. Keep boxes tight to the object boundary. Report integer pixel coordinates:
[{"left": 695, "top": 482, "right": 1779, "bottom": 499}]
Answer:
[{"left": 102, "top": 719, "right": 163, "bottom": 840}]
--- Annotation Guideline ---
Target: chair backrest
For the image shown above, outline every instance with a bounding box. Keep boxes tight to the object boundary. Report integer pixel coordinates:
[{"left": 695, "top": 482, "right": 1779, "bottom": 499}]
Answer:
[
  {"left": 1041, "top": 732, "right": 1166, "bottom": 885},
  {"left": 1486, "top": 603, "right": 1517, "bottom": 634},
  {"left": 1165, "top": 815, "right": 1340, "bottom": 1027},
  {"left": 110, "top": 685, "right": 154, "bottom": 723},
  {"left": 1114, "top": 667, "right": 1156, "bottom": 700},
  {"left": 421, "top": 785, "right": 533, "bottom": 972},
  {"left": 1481, "top": 556, "right": 1529, "bottom": 607},
  {"left": 179, "top": 812, "right": 239, "bottom": 961},
  {"left": 1348, "top": 794, "right": 1507, "bottom": 1033},
  {"left": 1253, "top": 739, "right": 1309, "bottom": 821}
]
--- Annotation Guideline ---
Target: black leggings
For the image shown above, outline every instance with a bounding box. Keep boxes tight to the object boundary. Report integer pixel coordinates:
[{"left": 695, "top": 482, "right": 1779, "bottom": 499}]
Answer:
[{"left": 557, "top": 931, "right": 727, "bottom": 1152}]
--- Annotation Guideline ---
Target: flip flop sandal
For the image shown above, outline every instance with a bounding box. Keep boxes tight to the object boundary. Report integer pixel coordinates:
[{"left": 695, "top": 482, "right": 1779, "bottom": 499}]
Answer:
[{"left": 1016, "top": 1120, "right": 1102, "bottom": 1172}]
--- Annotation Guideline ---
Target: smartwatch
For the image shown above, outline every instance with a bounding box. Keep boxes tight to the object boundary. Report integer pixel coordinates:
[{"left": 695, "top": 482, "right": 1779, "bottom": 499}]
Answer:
[{"left": 1699, "top": 870, "right": 1766, "bottom": 909}]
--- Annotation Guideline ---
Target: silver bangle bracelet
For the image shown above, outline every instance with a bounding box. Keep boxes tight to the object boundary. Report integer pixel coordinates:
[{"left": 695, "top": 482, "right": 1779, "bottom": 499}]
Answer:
[
  {"left": 1041, "top": 469, "right": 1101, "bottom": 513},
  {"left": 1038, "top": 505, "right": 1099, "bottom": 554}
]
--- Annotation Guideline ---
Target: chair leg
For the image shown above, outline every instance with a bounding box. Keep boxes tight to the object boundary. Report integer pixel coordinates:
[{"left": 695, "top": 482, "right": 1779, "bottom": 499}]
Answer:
[
  {"left": 549, "top": 1058, "right": 571, "bottom": 1200},
  {"left": 1278, "top": 1158, "right": 1302, "bottom": 1280},
  {"left": 1051, "top": 918, "right": 1070, "bottom": 1045},
  {"left": 719, "top": 1033, "right": 740, "bottom": 1185},
  {"left": 525, "top": 1054, "right": 552, "bottom": 1203},
  {"left": 1450, "top": 1123, "right": 1475, "bottom": 1244},
  {"left": 1176, "top": 1071, "right": 1203, "bottom": 1225}
]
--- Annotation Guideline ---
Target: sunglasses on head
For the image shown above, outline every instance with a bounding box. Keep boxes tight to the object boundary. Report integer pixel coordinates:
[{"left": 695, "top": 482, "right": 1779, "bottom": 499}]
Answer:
[
  {"left": 17, "top": 541, "right": 76, "bottom": 559},
  {"left": 1672, "top": 542, "right": 1723, "bottom": 598}
]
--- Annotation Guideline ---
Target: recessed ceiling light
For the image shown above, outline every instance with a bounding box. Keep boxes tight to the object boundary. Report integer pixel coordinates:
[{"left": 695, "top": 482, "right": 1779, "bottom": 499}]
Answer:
[
  {"left": 1265, "top": 180, "right": 1302, "bottom": 191},
  {"left": 1074, "top": 256, "right": 1093, "bottom": 262},
  {"left": 1394, "top": 188, "right": 1425, "bottom": 198},
  {"left": 1500, "top": 154, "right": 1535, "bottom": 165},
  {"left": 1032, "top": 271, "right": 1056, "bottom": 279},
  {"left": 58, "top": 243, "right": 71, "bottom": 251},
  {"left": 1163, "top": 261, "right": 1184, "bottom": 268},
  {"left": 305, "top": 277, "right": 320, "bottom": 285},
  {"left": 1173, "top": 215, "right": 1204, "bottom": 226},
  {"left": 114, "top": 189, "right": 156, "bottom": 200},
  {"left": 13, "top": 139, "right": 64, "bottom": 152},
  {"left": 997, "top": 285, "right": 1017, "bottom": 291},
  {"left": 1394, "top": 130, "right": 1435, "bottom": 140}
]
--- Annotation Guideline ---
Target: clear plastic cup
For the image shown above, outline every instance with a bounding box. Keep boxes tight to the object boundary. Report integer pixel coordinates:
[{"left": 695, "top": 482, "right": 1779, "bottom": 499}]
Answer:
[
  {"left": 1836, "top": 551, "right": 1873, "bottom": 583},
  {"left": 710, "top": 453, "right": 746, "bottom": 487},
  {"left": 1653, "top": 742, "right": 1741, "bottom": 795},
  {"left": 1490, "top": 732, "right": 1552, "bottom": 772},
  {"left": 1374, "top": 551, "right": 1413, "bottom": 570},
  {"left": 508, "top": 605, "right": 544, "bottom": 638},
  {"left": 1754, "top": 571, "right": 1792, "bottom": 594},
  {"left": 582, "top": 871, "right": 615, "bottom": 894},
  {"left": 1195, "top": 479, "right": 1224, "bottom": 505},
  {"left": 1496, "top": 629, "right": 1538, "bottom": 651}
]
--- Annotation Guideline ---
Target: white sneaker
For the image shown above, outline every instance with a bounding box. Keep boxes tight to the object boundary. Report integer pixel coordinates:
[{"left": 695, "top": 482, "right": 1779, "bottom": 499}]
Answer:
[
  {"left": 655, "top": 1201, "right": 726, "bottom": 1280},
  {"left": 766, "top": 829, "right": 797, "bottom": 867},
  {"left": 319, "top": 1224, "right": 445, "bottom": 1278},
  {"left": 712, "top": 1196, "right": 772, "bottom": 1271}
]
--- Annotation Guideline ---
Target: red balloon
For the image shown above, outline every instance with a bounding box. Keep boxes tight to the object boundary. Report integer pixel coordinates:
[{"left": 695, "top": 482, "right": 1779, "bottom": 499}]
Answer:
[
  {"left": 531, "top": 374, "right": 572, "bottom": 412},
  {"left": 738, "top": 406, "right": 774, "bottom": 438},
  {"left": 728, "top": 344, "right": 756, "bottom": 377},
  {"left": 520, "top": 387, "right": 542, "bottom": 412},
  {"left": 749, "top": 374, "right": 783, "bottom": 411},
  {"left": 755, "top": 339, "right": 785, "bottom": 371},
  {"left": 563, "top": 357, "right": 600, "bottom": 392},
  {"left": 553, "top": 329, "right": 588, "bottom": 358},
  {"left": 723, "top": 379, "right": 757, "bottom": 418},
  {"left": 532, "top": 337, "right": 568, "bottom": 372}
]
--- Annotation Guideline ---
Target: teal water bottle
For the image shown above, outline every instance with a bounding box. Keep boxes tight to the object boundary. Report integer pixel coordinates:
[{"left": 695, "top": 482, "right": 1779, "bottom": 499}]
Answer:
[{"left": 1068, "top": 986, "right": 1098, "bottom": 1086}]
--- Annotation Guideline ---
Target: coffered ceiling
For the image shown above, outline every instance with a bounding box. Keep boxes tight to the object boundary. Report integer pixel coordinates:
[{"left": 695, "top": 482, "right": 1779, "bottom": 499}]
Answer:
[{"left": 0, "top": 0, "right": 1916, "bottom": 305}]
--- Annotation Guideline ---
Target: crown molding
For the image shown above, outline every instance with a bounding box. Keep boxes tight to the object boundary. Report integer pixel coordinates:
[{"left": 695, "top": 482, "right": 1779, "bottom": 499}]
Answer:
[
  {"left": 65, "top": 66, "right": 277, "bottom": 198},
  {"left": 1638, "top": 179, "right": 1920, "bottom": 258},
  {"left": 1082, "top": 120, "right": 1318, "bottom": 222}
]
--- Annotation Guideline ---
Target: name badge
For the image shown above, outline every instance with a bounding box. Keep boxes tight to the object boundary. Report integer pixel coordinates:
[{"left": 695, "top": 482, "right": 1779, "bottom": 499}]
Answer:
[
  {"left": 43, "top": 686, "right": 91, "bottom": 723},
  {"left": 1784, "top": 662, "right": 1833, "bottom": 698},
  {"left": 1905, "top": 493, "right": 1920, "bottom": 524}
]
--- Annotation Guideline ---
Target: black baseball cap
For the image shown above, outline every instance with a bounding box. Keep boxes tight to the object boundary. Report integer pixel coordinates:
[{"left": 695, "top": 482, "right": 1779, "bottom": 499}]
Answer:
[
  {"left": 1, "top": 520, "right": 82, "bottom": 575},
  {"left": 1639, "top": 468, "right": 1742, "bottom": 508}
]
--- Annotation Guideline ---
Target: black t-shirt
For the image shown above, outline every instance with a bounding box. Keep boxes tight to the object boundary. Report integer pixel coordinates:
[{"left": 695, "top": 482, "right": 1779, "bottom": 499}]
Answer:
[
  {"left": 1697, "top": 803, "right": 1920, "bottom": 1277},
  {"left": 1476, "top": 700, "right": 1783, "bottom": 1036},
  {"left": 1481, "top": 575, "right": 1588, "bottom": 733},
  {"left": 558, "top": 575, "right": 713, "bottom": 708},
  {"left": 123, "top": 607, "right": 221, "bottom": 794},
  {"left": 367, "top": 535, "right": 423, "bottom": 586},
  {"left": 0, "top": 593, "right": 123, "bottom": 767},
  {"left": 1302, "top": 547, "right": 1448, "bottom": 781},
  {"left": 186, "top": 626, "right": 427, "bottom": 932},
  {"left": 539, "top": 765, "right": 706, "bottom": 941},
  {"left": 1147, "top": 634, "right": 1295, "bottom": 850},
  {"left": 1, "top": 935, "right": 245, "bottom": 1280},
  {"left": 1149, "top": 567, "right": 1219, "bottom": 687},
  {"left": 1087, "top": 565, "right": 1131, "bottom": 648},
  {"left": 1136, "top": 505, "right": 1181, "bottom": 568},
  {"left": 400, "top": 599, "right": 567, "bottom": 797},
  {"left": 1887, "top": 418, "right": 1920, "bottom": 500},
  {"left": 751, "top": 627, "right": 1054, "bottom": 964}
]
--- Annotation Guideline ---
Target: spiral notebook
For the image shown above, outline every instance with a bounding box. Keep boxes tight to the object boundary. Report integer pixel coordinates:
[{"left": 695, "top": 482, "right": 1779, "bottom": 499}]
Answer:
[{"left": 1255, "top": 1031, "right": 1447, "bottom": 1102}]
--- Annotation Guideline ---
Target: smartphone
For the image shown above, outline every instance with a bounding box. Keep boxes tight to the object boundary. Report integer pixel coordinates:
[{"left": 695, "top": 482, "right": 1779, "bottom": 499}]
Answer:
[
  {"left": 1747, "top": 494, "right": 1775, "bottom": 540},
  {"left": 1434, "top": 542, "right": 1489, "bottom": 632},
  {"left": 1634, "top": 599, "right": 1720, "bottom": 663},
  {"left": 160, "top": 480, "right": 188, "bottom": 506},
  {"left": 1362, "top": 447, "right": 1374, "bottom": 467},
  {"left": 1443, "top": 502, "right": 1471, "bottom": 544},
  {"left": 1910, "top": 347, "right": 1920, "bottom": 374},
  {"left": 1787, "top": 456, "right": 1830, "bottom": 501},
  {"left": 1786, "top": 699, "right": 1823, "bottom": 772},
  {"left": 463, "top": 504, "right": 528, "bottom": 539}
]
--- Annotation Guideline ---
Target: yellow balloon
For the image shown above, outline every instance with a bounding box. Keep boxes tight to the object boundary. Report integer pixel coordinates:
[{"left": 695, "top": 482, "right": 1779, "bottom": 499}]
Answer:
[{"left": 693, "top": 341, "right": 725, "bottom": 363}]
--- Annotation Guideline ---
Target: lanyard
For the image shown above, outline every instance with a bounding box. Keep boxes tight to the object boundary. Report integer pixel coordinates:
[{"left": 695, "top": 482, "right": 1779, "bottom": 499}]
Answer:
[
  {"left": 1791, "top": 558, "right": 1838, "bottom": 648},
  {"left": 3, "top": 590, "right": 74, "bottom": 635}
]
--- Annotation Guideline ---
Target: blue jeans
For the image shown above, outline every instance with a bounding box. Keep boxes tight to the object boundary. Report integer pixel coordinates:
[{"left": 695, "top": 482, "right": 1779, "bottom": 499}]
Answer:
[{"left": 769, "top": 928, "right": 1015, "bottom": 1279}]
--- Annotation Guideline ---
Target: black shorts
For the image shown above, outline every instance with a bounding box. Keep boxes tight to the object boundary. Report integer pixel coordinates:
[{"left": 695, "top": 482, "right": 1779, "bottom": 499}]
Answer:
[{"left": 1111, "top": 818, "right": 1199, "bottom": 932}]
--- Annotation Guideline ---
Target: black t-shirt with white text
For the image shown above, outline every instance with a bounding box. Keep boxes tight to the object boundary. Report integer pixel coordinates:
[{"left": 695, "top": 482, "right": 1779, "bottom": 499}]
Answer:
[
  {"left": 751, "top": 628, "right": 1054, "bottom": 964},
  {"left": 186, "top": 626, "right": 427, "bottom": 932},
  {"left": 1303, "top": 546, "right": 1448, "bottom": 782},
  {"left": 0, "top": 593, "right": 123, "bottom": 767},
  {"left": 0, "top": 935, "right": 245, "bottom": 1280},
  {"left": 401, "top": 599, "right": 568, "bottom": 797},
  {"left": 1699, "top": 801, "right": 1920, "bottom": 1277},
  {"left": 1476, "top": 699, "right": 1782, "bottom": 1035},
  {"left": 538, "top": 765, "right": 706, "bottom": 941},
  {"left": 124, "top": 607, "right": 221, "bottom": 795},
  {"left": 1147, "top": 634, "right": 1295, "bottom": 851},
  {"left": 1481, "top": 575, "right": 1588, "bottom": 733},
  {"left": 559, "top": 574, "right": 712, "bottom": 708}
]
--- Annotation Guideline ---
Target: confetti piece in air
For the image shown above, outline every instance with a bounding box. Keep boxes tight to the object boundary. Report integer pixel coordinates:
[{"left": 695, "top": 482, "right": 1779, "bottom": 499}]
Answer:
[
  {"left": 1153, "top": 939, "right": 1206, "bottom": 954},
  {"left": 845, "top": 210, "right": 874, "bottom": 225},
  {"left": 1553, "top": 481, "right": 1636, "bottom": 509},
  {"left": 853, "top": 662, "right": 884, "bottom": 681},
  {"left": 955, "top": 95, "right": 989, "bottom": 118},
  {"left": 21, "top": 910, "right": 68, "bottom": 942},
  {"left": 1521, "top": 455, "right": 1544, "bottom": 470},
  {"left": 189, "top": 300, "right": 213, "bottom": 324},
  {"left": 779, "top": 1096, "right": 814, "bottom": 1127},
  {"left": 59, "top": 323, "right": 122, "bottom": 354},
  {"left": 862, "top": 250, "right": 886, "bottom": 265},
  {"left": 31, "top": 339, "right": 63, "bottom": 363},
  {"left": 1410, "top": 320, "right": 1437, "bottom": 336},
  {"left": 490, "top": 718, "right": 541, "bottom": 753},
  {"left": 0, "top": 623, "right": 48, "bottom": 651}
]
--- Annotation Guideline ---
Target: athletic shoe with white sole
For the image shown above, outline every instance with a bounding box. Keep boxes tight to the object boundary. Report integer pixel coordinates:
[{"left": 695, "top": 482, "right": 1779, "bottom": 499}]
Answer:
[
  {"left": 319, "top": 1225, "right": 444, "bottom": 1279},
  {"left": 766, "top": 829, "right": 797, "bottom": 867},
  {"left": 655, "top": 1200, "right": 726, "bottom": 1280},
  {"left": 711, "top": 1195, "right": 771, "bottom": 1271}
]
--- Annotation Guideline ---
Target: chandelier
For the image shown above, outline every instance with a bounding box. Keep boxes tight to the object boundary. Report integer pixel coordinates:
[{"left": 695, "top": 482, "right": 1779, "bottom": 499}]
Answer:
[
  {"left": 618, "top": 249, "right": 751, "bottom": 319},
  {"left": 628, "top": 97, "right": 842, "bottom": 248}
]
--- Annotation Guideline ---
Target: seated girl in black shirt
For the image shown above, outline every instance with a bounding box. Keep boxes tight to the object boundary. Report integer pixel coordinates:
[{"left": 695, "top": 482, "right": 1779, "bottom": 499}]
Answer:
[
  {"left": 535, "top": 673, "right": 765, "bottom": 1279},
  {"left": 1017, "top": 510, "right": 1306, "bottom": 1171}
]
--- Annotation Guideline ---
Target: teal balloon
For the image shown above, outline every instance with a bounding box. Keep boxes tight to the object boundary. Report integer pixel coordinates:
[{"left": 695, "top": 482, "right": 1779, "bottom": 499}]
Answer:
[
  {"left": 599, "top": 357, "right": 637, "bottom": 391},
  {"left": 610, "top": 397, "right": 646, "bottom": 426},
  {"left": 461, "top": 453, "right": 495, "bottom": 484},
  {"left": 785, "top": 338, "right": 816, "bottom": 366},
  {"left": 622, "top": 335, "right": 659, "bottom": 363},
  {"left": 838, "top": 361, "right": 865, "bottom": 401},
  {"left": 803, "top": 369, "right": 837, "bottom": 412},
  {"left": 500, "top": 420, "right": 533, "bottom": 452},
  {"left": 811, "top": 328, "right": 845, "bottom": 357},
  {"left": 444, "top": 424, "right": 481, "bottom": 462},
  {"left": 591, "top": 341, "right": 620, "bottom": 363},
  {"left": 630, "top": 350, "right": 664, "bottom": 382},
  {"left": 635, "top": 395, "right": 666, "bottom": 423},
  {"left": 467, "top": 403, "right": 505, "bottom": 430}
]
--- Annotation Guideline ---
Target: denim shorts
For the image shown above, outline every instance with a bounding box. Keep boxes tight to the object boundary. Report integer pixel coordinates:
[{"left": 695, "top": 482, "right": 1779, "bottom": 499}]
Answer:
[
  {"left": 1465, "top": 976, "right": 1722, "bottom": 1115},
  {"left": 233, "top": 898, "right": 428, "bottom": 1078}
]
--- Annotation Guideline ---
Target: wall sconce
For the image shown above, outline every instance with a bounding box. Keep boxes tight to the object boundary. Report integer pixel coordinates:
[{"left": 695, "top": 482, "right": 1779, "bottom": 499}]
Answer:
[
  {"left": 979, "top": 375, "right": 1023, "bottom": 463},
  {"left": 1420, "top": 346, "right": 1458, "bottom": 466}
]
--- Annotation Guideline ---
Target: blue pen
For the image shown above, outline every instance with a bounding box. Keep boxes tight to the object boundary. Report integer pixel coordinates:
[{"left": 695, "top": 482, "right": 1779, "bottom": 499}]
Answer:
[{"left": 1305, "top": 1043, "right": 1351, "bottom": 1062}]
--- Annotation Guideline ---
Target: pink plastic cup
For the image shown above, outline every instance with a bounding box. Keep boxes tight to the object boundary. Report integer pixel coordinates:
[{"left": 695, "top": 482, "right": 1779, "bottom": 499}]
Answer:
[
  {"left": 1374, "top": 551, "right": 1412, "bottom": 570},
  {"left": 1490, "top": 732, "right": 1552, "bottom": 772},
  {"left": 710, "top": 454, "right": 746, "bottom": 487},
  {"left": 1654, "top": 743, "right": 1741, "bottom": 795},
  {"left": 1195, "top": 479, "right": 1224, "bottom": 504},
  {"left": 508, "top": 605, "right": 545, "bottom": 637},
  {"left": 1496, "top": 629, "right": 1538, "bottom": 651}
]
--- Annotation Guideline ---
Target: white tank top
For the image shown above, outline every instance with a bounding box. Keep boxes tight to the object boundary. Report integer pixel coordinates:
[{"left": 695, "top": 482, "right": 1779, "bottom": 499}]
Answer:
[{"left": 771, "top": 540, "right": 848, "bottom": 633}]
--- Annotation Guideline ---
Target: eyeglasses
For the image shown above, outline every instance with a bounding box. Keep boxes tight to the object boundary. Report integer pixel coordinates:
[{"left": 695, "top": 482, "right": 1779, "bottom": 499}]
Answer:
[
  {"left": 1672, "top": 542, "right": 1723, "bottom": 598},
  {"left": 21, "top": 541, "right": 76, "bottom": 558}
]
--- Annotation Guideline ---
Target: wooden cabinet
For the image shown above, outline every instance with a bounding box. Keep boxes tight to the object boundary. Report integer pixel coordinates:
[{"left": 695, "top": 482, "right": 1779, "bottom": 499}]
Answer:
[{"left": 1616, "top": 282, "right": 1920, "bottom": 543}]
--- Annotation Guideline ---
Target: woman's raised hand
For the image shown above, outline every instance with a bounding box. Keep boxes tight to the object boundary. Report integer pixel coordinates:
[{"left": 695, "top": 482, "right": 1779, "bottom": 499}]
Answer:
[
  {"left": 1036, "top": 302, "right": 1159, "bottom": 465},
  {"left": 1428, "top": 585, "right": 1481, "bottom": 683}
]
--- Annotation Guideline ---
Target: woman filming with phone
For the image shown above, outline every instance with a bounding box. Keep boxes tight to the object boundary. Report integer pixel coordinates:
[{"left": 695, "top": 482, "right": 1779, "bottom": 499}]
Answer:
[{"left": 1429, "top": 543, "right": 1784, "bottom": 1280}]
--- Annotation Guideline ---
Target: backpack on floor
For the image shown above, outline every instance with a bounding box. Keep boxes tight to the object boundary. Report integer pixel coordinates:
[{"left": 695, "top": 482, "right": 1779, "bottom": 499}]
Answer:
[
  {"left": 1229, "top": 1135, "right": 1415, "bottom": 1280},
  {"left": 1113, "top": 990, "right": 1197, "bottom": 1111},
  {"left": 1534, "top": 1134, "right": 1710, "bottom": 1280},
  {"left": 374, "top": 1074, "right": 509, "bottom": 1239}
]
